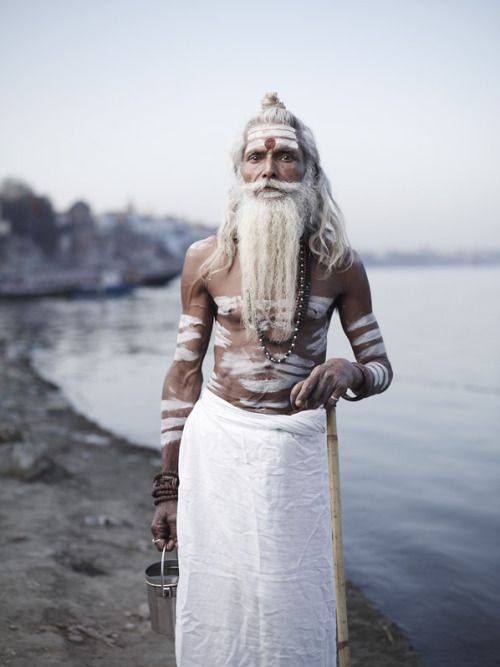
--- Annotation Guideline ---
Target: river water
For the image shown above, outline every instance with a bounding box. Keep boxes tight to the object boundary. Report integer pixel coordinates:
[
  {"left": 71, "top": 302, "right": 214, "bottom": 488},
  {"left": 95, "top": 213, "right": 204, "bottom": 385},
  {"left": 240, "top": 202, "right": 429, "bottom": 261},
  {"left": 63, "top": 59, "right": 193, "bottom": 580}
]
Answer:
[{"left": 1, "top": 265, "right": 499, "bottom": 666}]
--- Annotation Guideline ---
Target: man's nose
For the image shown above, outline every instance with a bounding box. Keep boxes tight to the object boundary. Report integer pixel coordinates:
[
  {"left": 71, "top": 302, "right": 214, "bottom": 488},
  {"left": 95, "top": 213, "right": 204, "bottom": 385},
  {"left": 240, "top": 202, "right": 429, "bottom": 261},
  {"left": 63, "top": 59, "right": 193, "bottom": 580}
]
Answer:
[{"left": 261, "top": 155, "right": 277, "bottom": 179}]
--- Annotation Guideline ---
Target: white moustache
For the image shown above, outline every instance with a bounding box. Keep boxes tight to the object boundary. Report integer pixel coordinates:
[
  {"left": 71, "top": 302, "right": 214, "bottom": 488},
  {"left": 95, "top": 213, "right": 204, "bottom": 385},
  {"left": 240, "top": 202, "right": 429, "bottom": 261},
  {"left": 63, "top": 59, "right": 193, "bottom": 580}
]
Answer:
[{"left": 242, "top": 179, "right": 302, "bottom": 196}]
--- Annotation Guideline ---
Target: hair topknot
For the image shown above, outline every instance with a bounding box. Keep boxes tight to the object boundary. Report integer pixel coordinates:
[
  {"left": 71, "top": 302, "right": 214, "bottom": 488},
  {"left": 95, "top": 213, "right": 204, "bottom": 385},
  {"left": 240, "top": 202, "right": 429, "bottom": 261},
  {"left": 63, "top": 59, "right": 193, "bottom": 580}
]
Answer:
[{"left": 261, "top": 92, "right": 286, "bottom": 111}]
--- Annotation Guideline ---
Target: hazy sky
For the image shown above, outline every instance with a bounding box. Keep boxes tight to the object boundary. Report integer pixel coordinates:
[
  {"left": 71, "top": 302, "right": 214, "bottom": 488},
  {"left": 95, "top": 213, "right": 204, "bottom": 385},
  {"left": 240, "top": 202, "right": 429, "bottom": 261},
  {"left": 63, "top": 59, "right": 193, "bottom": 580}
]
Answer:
[{"left": 1, "top": 0, "right": 499, "bottom": 251}]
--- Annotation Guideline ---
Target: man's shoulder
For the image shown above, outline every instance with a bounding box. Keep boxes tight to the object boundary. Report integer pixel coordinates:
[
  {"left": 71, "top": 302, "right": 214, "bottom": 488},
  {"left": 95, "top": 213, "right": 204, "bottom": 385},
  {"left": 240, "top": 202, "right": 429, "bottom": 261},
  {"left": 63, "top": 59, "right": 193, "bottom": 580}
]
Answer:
[
  {"left": 344, "top": 248, "right": 364, "bottom": 271},
  {"left": 314, "top": 248, "right": 364, "bottom": 279},
  {"left": 185, "top": 236, "right": 217, "bottom": 263}
]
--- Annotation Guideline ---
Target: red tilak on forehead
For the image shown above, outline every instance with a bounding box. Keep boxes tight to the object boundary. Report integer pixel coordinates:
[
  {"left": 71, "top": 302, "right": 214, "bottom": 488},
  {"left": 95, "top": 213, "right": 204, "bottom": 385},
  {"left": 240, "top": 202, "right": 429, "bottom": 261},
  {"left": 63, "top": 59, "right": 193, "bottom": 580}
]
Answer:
[{"left": 265, "top": 137, "right": 276, "bottom": 149}]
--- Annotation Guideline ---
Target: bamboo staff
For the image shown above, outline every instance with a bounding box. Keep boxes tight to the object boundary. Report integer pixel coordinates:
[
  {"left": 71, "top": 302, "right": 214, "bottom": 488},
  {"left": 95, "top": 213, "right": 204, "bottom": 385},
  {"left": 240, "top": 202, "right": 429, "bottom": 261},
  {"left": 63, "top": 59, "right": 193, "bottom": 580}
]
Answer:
[{"left": 326, "top": 406, "right": 350, "bottom": 667}]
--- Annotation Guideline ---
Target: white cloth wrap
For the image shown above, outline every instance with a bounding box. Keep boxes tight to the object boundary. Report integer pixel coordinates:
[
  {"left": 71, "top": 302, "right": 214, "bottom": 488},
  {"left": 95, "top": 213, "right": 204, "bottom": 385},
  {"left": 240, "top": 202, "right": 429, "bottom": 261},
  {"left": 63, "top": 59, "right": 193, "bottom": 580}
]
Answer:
[{"left": 176, "top": 389, "right": 336, "bottom": 666}]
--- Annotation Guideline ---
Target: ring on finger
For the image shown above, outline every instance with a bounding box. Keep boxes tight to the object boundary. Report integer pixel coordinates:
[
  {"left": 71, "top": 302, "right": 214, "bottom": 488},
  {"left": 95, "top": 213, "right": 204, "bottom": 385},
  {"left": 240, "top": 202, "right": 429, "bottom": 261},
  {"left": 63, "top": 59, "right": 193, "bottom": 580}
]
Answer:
[{"left": 152, "top": 538, "right": 162, "bottom": 544}]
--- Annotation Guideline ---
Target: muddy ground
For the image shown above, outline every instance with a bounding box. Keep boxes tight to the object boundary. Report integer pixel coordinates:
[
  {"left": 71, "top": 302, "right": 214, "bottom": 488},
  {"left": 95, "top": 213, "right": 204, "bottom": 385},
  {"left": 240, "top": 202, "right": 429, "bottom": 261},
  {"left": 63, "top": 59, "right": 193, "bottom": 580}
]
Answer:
[{"left": 0, "top": 352, "right": 424, "bottom": 666}]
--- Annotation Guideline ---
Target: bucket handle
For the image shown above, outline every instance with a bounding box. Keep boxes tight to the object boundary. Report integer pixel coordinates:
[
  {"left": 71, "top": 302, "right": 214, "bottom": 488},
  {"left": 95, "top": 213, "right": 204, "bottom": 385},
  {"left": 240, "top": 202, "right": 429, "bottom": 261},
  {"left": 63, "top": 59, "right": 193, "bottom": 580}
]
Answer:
[{"left": 160, "top": 544, "right": 178, "bottom": 598}]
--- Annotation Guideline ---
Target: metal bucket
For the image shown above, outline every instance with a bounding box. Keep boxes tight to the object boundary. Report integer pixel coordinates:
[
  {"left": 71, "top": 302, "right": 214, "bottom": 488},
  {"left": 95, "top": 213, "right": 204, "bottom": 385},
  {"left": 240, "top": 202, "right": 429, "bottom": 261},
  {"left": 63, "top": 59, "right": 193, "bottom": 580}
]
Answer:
[{"left": 145, "top": 546, "right": 179, "bottom": 636}]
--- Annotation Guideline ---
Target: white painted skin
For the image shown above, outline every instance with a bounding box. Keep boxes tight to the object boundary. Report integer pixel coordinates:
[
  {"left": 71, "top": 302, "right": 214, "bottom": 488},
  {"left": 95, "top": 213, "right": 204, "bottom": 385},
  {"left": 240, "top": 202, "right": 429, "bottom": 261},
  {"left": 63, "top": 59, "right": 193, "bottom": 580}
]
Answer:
[
  {"left": 246, "top": 137, "right": 298, "bottom": 152},
  {"left": 161, "top": 398, "right": 194, "bottom": 412},
  {"left": 158, "top": 240, "right": 392, "bottom": 477},
  {"left": 177, "top": 329, "right": 202, "bottom": 344},
  {"left": 352, "top": 328, "right": 382, "bottom": 347},
  {"left": 173, "top": 314, "right": 206, "bottom": 362},
  {"left": 305, "top": 320, "right": 329, "bottom": 355},
  {"left": 213, "top": 321, "right": 232, "bottom": 349},
  {"left": 189, "top": 237, "right": 215, "bottom": 252},
  {"left": 245, "top": 124, "right": 299, "bottom": 152},
  {"left": 179, "top": 314, "right": 205, "bottom": 328},
  {"left": 346, "top": 312, "right": 377, "bottom": 332},
  {"left": 239, "top": 397, "right": 291, "bottom": 410},
  {"left": 174, "top": 346, "right": 200, "bottom": 362},
  {"left": 207, "top": 346, "right": 315, "bottom": 397},
  {"left": 346, "top": 311, "right": 389, "bottom": 370},
  {"left": 240, "top": 373, "right": 304, "bottom": 395},
  {"left": 161, "top": 429, "right": 184, "bottom": 447},
  {"left": 357, "top": 342, "right": 387, "bottom": 362},
  {"left": 216, "top": 349, "right": 270, "bottom": 377},
  {"left": 161, "top": 417, "right": 187, "bottom": 430},
  {"left": 307, "top": 296, "right": 334, "bottom": 320},
  {"left": 366, "top": 361, "right": 391, "bottom": 390},
  {"left": 246, "top": 123, "right": 298, "bottom": 139},
  {"left": 213, "top": 296, "right": 243, "bottom": 316}
]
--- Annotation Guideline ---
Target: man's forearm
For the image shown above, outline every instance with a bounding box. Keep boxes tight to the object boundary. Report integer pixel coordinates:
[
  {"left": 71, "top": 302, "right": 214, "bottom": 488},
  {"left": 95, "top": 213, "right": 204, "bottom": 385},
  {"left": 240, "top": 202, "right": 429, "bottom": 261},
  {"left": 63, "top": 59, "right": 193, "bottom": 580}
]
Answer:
[
  {"left": 160, "top": 364, "right": 203, "bottom": 472},
  {"left": 344, "top": 357, "right": 393, "bottom": 401}
]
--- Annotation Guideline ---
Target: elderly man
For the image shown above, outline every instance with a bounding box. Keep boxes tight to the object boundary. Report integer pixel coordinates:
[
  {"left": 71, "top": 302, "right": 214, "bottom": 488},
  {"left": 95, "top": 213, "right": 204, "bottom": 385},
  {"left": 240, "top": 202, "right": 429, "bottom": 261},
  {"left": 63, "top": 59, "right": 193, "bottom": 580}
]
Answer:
[{"left": 151, "top": 93, "right": 392, "bottom": 666}]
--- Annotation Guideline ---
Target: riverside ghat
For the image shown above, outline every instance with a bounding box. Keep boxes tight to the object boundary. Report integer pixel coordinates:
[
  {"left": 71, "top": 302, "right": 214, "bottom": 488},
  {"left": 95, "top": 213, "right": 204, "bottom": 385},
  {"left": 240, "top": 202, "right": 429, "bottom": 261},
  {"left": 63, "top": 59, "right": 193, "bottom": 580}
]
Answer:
[{"left": 0, "top": 345, "right": 423, "bottom": 666}]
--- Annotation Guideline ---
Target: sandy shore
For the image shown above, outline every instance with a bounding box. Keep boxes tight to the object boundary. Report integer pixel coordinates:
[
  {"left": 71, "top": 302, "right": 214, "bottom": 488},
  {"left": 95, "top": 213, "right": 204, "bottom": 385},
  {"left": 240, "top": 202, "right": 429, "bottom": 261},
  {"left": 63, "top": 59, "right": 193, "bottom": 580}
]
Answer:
[{"left": 0, "top": 351, "right": 424, "bottom": 666}]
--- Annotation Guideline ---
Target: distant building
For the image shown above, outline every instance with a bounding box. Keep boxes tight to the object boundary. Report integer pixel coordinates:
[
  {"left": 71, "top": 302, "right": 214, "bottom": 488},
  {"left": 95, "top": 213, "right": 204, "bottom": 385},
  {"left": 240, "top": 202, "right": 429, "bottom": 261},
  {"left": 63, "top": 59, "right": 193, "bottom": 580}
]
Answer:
[{"left": 61, "top": 201, "right": 97, "bottom": 263}]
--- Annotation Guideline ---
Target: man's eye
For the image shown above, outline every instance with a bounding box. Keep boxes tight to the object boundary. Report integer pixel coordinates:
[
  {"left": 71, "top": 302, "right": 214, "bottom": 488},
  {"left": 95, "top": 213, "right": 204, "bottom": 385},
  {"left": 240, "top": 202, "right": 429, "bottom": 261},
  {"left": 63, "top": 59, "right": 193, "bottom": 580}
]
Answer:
[{"left": 281, "top": 154, "right": 293, "bottom": 161}]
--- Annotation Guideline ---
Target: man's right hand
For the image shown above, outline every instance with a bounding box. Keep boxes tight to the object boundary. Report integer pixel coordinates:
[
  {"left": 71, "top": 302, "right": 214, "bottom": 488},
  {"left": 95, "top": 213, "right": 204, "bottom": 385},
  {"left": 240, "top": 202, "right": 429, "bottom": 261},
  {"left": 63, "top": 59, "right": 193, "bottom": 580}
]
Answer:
[{"left": 151, "top": 499, "right": 178, "bottom": 551}]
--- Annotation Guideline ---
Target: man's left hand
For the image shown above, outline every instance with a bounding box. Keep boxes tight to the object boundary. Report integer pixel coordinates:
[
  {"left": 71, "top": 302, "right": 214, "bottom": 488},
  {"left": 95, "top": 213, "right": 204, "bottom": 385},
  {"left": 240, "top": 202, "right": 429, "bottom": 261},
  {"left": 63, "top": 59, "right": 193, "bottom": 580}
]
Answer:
[{"left": 290, "top": 358, "right": 362, "bottom": 410}]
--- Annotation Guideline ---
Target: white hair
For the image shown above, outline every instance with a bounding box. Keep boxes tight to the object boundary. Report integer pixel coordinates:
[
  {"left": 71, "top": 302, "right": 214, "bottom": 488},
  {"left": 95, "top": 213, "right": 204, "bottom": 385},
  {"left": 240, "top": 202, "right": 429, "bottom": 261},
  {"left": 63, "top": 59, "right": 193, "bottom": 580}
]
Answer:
[{"left": 201, "top": 93, "right": 352, "bottom": 282}]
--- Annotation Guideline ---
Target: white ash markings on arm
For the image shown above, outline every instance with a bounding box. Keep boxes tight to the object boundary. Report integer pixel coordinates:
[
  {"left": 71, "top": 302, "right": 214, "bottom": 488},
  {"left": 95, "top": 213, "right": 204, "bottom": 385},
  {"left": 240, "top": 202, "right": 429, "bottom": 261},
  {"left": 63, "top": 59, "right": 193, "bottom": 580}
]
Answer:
[
  {"left": 173, "top": 314, "right": 206, "bottom": 360},
  {"left": 179, "top": 314, "right": 205, "bottom": 328},
  {"left": 174, "top": 347, "right": 201, "bottom": 362},
  {"left": 161, "top": 417, "right": 188, "bottom": 430},
  {"left": 365, "top": 361, "right": 391, "bottom": 390},
  {"left": 346, "top": 312, "right": 377, "bottom": 333},
  {"left": 356, "top": 342, "right": 387, "bottom": 362},
  {"left": 352, "top": 328, "right": 382, "bottom": 347},
  {"left": 161, "top": 430, "right": 184, "bottom": 447},
  {"left": 161, "top": 398, "right": 194, "bottom": 412},
  {"left": 177, "top": 330, "right": 202, "bottom": 344}
]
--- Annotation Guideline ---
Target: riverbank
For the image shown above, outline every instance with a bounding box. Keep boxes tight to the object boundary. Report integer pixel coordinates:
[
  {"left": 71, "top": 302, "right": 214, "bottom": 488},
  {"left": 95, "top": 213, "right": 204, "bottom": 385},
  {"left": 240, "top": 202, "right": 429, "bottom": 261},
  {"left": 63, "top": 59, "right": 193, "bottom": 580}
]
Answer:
[{"left": 0, "top": 350, "right": 424, "bottom": 666}]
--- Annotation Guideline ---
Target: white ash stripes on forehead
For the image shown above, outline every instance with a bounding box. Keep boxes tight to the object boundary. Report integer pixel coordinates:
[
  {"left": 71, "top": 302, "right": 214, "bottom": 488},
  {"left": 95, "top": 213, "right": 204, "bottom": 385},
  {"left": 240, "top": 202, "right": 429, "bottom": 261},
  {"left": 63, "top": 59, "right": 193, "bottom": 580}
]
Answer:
[{"left": 245, "top": 123, "right": 299, "bottom": 152}]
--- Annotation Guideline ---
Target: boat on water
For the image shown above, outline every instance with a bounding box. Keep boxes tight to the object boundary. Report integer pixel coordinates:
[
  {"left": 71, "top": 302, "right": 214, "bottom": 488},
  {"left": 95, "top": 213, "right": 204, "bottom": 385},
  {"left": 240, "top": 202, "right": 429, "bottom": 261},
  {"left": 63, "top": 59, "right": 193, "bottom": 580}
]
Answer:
[{"left": 0, "top": 265, "right": 166, "bottom": 299}]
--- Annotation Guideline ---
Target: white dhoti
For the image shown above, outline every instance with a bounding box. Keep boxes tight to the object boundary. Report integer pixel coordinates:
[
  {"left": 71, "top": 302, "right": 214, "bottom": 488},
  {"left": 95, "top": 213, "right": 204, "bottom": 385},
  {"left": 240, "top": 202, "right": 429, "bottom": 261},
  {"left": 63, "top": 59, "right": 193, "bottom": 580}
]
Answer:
[{"left": 176, "top": 389, "right": 336, "bottom": 667}]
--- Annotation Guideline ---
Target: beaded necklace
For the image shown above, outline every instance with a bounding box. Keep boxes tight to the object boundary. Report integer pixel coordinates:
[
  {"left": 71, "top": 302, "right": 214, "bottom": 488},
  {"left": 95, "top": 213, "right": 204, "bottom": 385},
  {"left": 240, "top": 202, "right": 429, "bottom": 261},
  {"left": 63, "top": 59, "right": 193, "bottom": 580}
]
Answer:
[{"left": 256, "top": 240, "right": 311, "bottom": 364}]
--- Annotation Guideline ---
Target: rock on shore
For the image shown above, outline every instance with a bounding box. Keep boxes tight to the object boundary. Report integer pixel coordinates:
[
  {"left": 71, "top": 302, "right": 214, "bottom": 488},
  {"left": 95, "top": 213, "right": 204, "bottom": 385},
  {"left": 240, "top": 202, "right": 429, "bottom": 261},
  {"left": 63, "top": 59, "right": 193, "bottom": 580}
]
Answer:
[{"left": 0, "top": 353, "right": 424, "bottom": 666}]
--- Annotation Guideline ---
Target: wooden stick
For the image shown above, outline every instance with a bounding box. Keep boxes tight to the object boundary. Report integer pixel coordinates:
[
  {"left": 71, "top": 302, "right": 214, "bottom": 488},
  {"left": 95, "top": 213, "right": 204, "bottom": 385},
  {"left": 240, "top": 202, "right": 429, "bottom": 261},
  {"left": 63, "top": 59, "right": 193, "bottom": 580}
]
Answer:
[{"left": 326, "top": 406, "right": 351, "bottom": 667}]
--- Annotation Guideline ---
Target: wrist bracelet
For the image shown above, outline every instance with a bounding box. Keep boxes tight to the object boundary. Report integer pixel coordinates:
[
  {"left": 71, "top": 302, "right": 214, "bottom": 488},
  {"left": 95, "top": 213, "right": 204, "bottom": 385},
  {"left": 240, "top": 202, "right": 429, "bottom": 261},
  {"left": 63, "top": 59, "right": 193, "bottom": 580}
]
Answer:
[{"left": 152, "top": 471, "right": 179, "bottom": 504}]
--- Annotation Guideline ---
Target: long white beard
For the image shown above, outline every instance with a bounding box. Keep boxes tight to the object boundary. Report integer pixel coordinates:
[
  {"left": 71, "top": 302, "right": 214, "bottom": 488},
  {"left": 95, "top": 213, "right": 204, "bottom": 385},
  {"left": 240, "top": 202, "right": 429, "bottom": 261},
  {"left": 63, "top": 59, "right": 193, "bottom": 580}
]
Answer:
[{"left": 235, "top": 178, "right": 315, "bottom": 339}]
